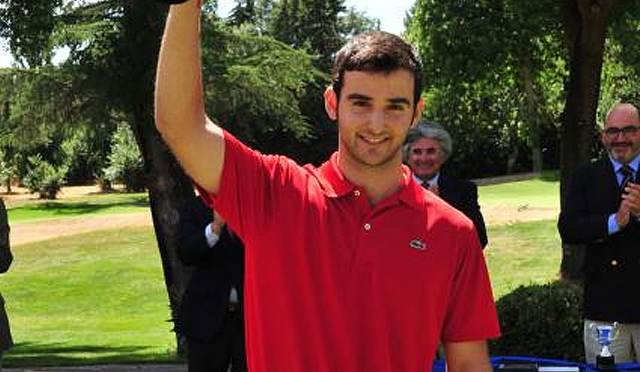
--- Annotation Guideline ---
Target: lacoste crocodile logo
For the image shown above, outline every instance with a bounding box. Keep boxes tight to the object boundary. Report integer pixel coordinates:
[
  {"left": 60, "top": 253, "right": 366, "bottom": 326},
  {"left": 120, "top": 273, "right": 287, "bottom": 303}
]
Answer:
[{"left": 409, "top": 239, "right": 427, "bottom": 251}]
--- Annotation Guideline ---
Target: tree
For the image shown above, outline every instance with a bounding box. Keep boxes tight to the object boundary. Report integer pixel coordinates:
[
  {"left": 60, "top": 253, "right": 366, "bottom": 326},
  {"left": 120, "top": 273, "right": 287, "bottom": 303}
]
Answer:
[
  {"left": 228, "top": 0, "right": 256, "bottom": 26},
  {"left": 338, "top": 6, "right": 380, "bottom": 39},
  {"left": 0, "top": 0, "right": 61, "bottom": 68},
  {"left": 406, "top": 0, "right": 565, "bottom": 177}
]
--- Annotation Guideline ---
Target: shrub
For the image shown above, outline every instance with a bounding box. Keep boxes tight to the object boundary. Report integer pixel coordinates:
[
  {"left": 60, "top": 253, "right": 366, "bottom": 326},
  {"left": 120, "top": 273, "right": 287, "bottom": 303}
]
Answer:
[
  {"left": 22, "top": 154, "right": 67, "bottom": 199},
  {"left": 0, "top": 149, "right": 15, "bottom": 192},
  {"left": 491, "top": 280, "right": 584, "bottom": 361},
  {"left": 103, "top": 124, "right": 146, "bottom": 192}
]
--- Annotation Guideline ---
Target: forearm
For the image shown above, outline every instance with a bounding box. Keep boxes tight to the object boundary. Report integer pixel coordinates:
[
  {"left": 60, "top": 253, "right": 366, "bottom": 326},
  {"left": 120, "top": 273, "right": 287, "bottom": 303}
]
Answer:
[
  {"left": 155, "top": 0, "right": 205, "bottom": 138},
  {"left": 444, "top": 341, "right": 492, "bottom": 372},
  {"left": 446, "top": 358, "right": 493, "bottom": 372},
  {"left": 558, "top": 212, "right": 608, "bottom": 244}
]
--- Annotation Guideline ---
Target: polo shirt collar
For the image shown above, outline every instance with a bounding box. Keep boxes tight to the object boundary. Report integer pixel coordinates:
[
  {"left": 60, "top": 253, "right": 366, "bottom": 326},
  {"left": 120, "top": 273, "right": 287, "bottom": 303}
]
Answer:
[
  {"left": 315, "top": 152, "right": 354, "bottom": 198},
  {"left": 317, "top": 152, "right": 426, "bottom": 211}
]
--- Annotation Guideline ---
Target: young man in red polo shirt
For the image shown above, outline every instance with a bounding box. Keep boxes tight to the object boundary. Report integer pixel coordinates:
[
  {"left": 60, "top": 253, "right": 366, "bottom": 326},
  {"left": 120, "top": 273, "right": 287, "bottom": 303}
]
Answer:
[{"left": 155, "top": 1, "right": 500, "bottom": 371}]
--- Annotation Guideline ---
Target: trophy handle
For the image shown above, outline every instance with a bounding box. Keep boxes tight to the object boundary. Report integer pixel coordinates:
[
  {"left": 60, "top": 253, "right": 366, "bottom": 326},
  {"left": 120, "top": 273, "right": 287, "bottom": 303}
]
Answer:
[{"left": 610, "top": 322, "right": 620, "bottom": 341}]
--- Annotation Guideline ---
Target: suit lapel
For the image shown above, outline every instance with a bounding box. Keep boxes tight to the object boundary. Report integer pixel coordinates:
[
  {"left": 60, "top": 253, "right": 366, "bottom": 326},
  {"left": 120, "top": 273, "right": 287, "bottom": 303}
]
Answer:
[
  {"left": 597, "top": 158, "right": 622, "bottom": 211},
  {"left": 437, "top": 174, "right": 454, "bottom": 202}
]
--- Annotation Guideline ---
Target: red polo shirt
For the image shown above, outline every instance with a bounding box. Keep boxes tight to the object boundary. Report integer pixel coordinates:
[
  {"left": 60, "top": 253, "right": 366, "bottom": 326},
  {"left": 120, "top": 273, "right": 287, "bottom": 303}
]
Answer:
[{"left": 200, "top": 131, "right": 500, "bottom": 372}]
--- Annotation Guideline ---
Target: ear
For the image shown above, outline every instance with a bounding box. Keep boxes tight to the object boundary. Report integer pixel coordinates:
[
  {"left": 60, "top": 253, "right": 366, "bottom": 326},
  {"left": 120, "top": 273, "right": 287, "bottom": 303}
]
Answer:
[
  {"left": 324, "top": 86, "right": 338, "bottom": 121},
  {"left": 410, "top": 97, "right": 425, "bottom": 128}
]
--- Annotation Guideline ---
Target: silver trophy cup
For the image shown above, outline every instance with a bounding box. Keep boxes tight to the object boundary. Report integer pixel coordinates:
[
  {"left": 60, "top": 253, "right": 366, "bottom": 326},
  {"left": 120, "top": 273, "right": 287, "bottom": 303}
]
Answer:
[{"left": 590, "top": 322, "right": 619, "bottom": 371}]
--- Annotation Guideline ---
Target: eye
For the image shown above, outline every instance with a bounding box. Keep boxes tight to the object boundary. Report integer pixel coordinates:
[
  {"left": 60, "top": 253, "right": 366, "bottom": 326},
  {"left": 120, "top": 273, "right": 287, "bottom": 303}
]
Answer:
[{"left": 352, "top": 100, "right": 370, "bottom": 107}]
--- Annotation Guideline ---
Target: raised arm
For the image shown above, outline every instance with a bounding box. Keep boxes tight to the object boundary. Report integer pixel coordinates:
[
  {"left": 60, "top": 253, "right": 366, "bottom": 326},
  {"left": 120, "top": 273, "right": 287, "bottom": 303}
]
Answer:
[{"left": 155, "top": 0, "right": 224, "bottom": 194}]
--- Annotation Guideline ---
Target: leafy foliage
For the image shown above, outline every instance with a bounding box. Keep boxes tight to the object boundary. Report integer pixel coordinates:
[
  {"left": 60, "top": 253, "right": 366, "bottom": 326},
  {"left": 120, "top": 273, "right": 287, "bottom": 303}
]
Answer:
[
  {"left": 406, "top": 0, "right": 565, "bottom": 176},
  {"left": 22, "top": 154, "right": 67, "bottom": 199},
  {"left": 338, "top": 6, "right": 380, "bottom": 39},
  {"left": 201, "top": 17, "right": 319, "bottom": 150},
  {"left": 103, "top": 124, "right": 145, "bottom": 192},
  {"left": 491, "top": 281, "right": 584, "bottom": 361},
  {"left": 0, "top": 0, "right": 61, "bottom": 67}
]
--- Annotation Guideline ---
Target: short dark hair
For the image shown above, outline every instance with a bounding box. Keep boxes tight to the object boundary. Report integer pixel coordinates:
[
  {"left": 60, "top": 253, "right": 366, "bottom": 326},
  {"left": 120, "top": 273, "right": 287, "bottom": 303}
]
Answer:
[{"left": 332, "top": 31, "right": 425, "bottom": 108}]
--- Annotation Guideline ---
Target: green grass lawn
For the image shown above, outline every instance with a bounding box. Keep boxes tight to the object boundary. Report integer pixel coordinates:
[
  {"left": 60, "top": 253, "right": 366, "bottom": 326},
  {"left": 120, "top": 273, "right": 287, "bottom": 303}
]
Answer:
[
  {"left": 480, "top": 177, "right": 559, "bottom": 209},
  {"left": 6, "top": 192, "right": 150, "bottom": 223},
  {"left": 0, "top": 227, "right": 178, "bottom": 367},
  {"left": 486, "top": 219, "right": 561, "bottom": 299}
]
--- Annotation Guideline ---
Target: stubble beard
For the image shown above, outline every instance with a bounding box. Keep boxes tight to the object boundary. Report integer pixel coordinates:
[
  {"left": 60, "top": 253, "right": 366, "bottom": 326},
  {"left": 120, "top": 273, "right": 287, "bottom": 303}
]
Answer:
[
  {"left": 608, "top": 143, "right": 639, "bottom": 164},
  {"left": 341, "top": 136, "right": 403, "bottom": 170}
]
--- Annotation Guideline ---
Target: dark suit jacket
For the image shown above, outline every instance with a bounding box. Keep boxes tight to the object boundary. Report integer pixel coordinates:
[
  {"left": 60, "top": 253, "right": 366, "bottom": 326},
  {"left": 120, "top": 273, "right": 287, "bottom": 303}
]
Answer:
[
  {"left": 176, "top": 197, "right": 245, "bottom": 342},
  {"left": 558, "top": 158, "right": 640, "bottom": 322},
  {"left": 0, "top": 198, "right": 13, "bottom": 351},
  {"left": 438, "top": 174, "right": 488, "bottom": 248}
]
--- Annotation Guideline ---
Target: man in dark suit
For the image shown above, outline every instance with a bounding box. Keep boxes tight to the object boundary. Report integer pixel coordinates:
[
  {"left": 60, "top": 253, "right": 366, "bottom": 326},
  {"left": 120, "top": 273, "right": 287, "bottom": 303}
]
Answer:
[
  {"left": 176, "top": 193, "right": 246, "bottom": 372},
  {"left": 0, "top": 198, "right": 12, "bottom": 371},
  {"left": 558, "top": 102, "right": 640, "bottom": 363},
  {"left": 404, "top": 123, "right": 488, "bottom": 248}
]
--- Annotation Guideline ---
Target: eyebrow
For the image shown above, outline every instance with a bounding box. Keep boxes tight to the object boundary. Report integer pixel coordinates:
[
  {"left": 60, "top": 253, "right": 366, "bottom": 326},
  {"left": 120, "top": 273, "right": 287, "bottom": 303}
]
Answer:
[
  {"left": 388, "top": 97, "right": 411, "bottom": 107},
  {"left": 346, "top": 93, "right": 372, "bottom": 102},
  {"left": 346, "top": 94, "right": 411, "bottom": 107}
]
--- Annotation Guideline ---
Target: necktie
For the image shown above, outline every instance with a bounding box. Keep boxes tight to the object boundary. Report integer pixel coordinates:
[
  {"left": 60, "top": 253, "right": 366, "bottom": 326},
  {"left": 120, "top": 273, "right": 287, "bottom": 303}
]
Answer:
[{"left": 620, "top": 165, "right": 634, "bottom": 192}]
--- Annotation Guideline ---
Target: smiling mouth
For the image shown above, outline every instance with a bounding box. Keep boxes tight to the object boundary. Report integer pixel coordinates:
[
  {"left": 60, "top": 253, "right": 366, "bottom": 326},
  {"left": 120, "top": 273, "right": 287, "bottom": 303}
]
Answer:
[
  {"left": 612, "top": 143, "right": 631, "bottom": 149},
  {"left": 359, "top": 135, "right": 388, "bottom": 145}
]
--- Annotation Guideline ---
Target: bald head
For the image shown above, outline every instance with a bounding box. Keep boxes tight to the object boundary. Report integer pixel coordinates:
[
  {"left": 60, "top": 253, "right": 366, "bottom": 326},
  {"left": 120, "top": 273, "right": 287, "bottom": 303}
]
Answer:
[{"left": 605, "top": 103, "right": 639, "bottom": 126}]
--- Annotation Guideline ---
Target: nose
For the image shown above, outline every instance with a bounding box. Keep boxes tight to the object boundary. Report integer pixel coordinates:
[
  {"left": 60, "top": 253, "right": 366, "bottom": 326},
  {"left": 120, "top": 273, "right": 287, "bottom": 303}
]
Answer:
[{"left": 368, "top": 110, "right": 385, "bottom": 132}]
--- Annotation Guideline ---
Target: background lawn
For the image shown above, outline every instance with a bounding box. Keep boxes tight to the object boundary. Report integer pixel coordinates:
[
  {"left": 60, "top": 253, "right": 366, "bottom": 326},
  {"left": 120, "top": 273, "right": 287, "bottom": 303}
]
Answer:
[
  {"left": 480, "top": 177, "right": 560, "bottom": 210},
  {"left": 0, "top": 227, "right": 178, "bottom": 367},
  {"left": 6, "top": 192, "right": 149, "bottom": 223},
  {"left": 486, "top": 219, "right": 561, "bottom": 299}
]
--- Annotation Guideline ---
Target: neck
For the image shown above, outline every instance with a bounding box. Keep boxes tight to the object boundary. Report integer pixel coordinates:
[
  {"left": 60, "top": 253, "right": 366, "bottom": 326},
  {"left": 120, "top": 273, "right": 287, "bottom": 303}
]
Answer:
[{"left": 337, "top": 154, "right": 405, "bottom": 206}]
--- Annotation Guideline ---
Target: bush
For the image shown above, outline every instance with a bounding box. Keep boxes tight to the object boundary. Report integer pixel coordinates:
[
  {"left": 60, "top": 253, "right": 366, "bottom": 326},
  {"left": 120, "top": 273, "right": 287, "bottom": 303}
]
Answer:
[
  {"left": 0, "top": 149, "right": 15, "bottom": 192},
  {"left": 491, "top": 281, "right": 584, "bottom": 361},
  {"left": 103, "top": 124, "right": 146, "bottom": 192},
  {"left": 22, "top": 155, "right": 67, "bottom": 199}
]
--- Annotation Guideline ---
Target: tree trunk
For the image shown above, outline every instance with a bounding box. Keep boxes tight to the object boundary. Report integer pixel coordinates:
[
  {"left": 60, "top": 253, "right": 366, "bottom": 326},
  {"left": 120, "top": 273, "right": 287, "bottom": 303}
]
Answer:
[
  {"left": 559, "top": 0, "right": 614, "bottom": 282},
  {"left": 120, "top": 0, "right": 195, "bottom": 355},
  {"left": 518, "top": 53, "right": 543, "bottom": 173}
]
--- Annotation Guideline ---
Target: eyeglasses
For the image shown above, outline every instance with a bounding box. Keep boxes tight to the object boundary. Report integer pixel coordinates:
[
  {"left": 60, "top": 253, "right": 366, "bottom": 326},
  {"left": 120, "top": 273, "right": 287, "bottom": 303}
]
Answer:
[{"left": 603, "top": 125, "right": 640, "bottom": 137}]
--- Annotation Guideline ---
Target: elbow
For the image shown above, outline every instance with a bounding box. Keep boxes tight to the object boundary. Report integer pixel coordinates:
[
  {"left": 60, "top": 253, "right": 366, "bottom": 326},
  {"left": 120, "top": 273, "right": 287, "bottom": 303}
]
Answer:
[{"left": 557, "top": 219, "right": 580, "bottom": 244}]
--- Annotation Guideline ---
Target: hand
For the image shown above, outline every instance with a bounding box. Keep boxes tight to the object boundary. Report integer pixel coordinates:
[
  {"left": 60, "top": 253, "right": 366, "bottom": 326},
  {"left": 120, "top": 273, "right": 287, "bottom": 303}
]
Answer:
[
  {"left": 428, "top": 183, "right": 440, "bottom": 196},
  {"left": 616, "top": 202, "right": 631, "bottom": 229},
  {"left": 212, "top": 211, "right": 226, "bottom": 235},
  {"left": 622, "top": 182, "right": 640, "bottom": 217}
]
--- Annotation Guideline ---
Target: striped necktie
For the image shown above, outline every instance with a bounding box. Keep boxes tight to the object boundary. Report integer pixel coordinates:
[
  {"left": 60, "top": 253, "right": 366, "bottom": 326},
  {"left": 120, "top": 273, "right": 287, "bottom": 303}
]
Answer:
[{"left": 620, "top": 165, "right": 634, "bottom": 192}]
